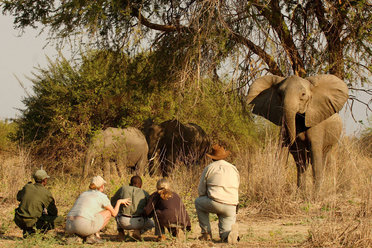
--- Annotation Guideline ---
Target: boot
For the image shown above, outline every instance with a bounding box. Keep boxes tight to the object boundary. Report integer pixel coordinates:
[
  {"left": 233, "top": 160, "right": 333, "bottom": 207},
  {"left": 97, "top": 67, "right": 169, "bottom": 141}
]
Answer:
[
  {"left": 132, "top": 229, "right": 142, "bottom": 241},
  {"left": 227, "top": 223, "right": 239, "bottom": 244},
  {"left": 198, "top": 232, "right": 212, "bottom": 241},
  {"left": 84, "top": 234, "right": 103, "bottom": 244},
  {"left": 65, "top": 233, "right": 83, "bottom": 245},
  {"left": 117, "top": 230, "right": 125, "bottom": 241}
]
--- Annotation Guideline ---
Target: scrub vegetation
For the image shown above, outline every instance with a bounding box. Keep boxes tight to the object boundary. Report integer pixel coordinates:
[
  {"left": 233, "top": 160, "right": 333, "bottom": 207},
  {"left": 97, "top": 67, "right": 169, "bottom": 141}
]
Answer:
[
  {"left": 1, "top": 0, "right": 371, "bottom": 246},
  {"left": 0, "top": 119, "right": 371, "bottom": 247}
]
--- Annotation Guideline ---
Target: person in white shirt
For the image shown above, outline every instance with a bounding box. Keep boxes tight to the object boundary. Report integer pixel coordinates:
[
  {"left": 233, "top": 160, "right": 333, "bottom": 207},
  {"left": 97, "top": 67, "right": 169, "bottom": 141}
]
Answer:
[
  {"left": 195, "top": 144, "right": 240, "bottom": 244},
  {"left": 66, "top": 176, "right": 131, "bottom": 244}
]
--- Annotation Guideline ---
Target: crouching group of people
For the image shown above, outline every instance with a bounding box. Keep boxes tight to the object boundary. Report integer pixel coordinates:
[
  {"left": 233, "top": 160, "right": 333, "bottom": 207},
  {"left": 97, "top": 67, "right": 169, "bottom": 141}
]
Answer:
[{"left": 14, "top": 144, "right": 240, "bottom": 244}]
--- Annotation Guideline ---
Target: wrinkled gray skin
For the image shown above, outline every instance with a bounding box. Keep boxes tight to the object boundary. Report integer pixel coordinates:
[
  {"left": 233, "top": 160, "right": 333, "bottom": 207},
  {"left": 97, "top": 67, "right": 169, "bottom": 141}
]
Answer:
[
  {"left": 83, "top": 127, "right": 148, "bottom": 178},
  {"left": 247, "top": 75, "right": 349, "bottom": 193},
  {"left": 144, "top": 119, "right": 211, "bottom": 177}
]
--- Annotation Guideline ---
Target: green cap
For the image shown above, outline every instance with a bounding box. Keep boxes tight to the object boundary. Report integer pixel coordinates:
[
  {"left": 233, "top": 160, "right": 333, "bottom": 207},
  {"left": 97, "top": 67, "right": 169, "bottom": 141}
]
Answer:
[{"left": 33, "top": 169, "right": 50, "bottom": 181}]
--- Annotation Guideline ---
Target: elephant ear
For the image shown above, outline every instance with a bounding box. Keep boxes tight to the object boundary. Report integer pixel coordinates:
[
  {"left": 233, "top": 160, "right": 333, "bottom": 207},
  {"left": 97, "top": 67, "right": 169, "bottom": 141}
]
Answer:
[
  {"left": 247, "top": 75, "right": 285, "bottom": 125},
  {"left": 305, "top": 75, "right": 349, "bottom": 127}
]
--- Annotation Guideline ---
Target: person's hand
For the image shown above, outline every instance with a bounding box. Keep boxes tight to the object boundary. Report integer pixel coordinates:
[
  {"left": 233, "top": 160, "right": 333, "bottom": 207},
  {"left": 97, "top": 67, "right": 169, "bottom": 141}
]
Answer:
[{"left": 119, "top": 198, "right": 131, "bottom": 206}]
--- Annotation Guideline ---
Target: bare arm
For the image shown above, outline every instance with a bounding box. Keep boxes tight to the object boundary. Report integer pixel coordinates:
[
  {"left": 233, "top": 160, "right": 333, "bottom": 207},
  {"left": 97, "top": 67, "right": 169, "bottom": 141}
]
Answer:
[{"left": 105, "top": 198, "right": 131, "bottom": 217}]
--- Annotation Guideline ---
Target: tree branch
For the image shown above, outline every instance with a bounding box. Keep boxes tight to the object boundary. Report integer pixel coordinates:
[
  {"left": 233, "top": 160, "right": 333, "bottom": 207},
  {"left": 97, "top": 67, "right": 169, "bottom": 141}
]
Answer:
[
  {"left": 230, "top": 32, "right": 284, "bottom": 77},
  {"left": 252, "top": 0, "right": 306, "bottom": 77},
  {"left": 130, "top": 6, "right": 186, "bottom": 33}
]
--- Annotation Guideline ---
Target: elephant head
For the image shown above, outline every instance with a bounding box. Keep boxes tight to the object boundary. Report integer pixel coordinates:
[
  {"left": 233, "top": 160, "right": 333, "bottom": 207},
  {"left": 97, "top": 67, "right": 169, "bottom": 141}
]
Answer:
[
  {"left": 247, "top": 75, "right": 349, "bottom": 144},
  {"left": 145, "top": 124, "right": 164, "bottom": 159}
]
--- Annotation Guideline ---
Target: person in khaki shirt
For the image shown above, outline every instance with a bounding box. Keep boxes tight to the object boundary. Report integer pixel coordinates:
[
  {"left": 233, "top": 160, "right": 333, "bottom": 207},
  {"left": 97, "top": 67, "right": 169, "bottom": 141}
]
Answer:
[{"left": 195, "top": 144, "right": 240, "bottom": 244}]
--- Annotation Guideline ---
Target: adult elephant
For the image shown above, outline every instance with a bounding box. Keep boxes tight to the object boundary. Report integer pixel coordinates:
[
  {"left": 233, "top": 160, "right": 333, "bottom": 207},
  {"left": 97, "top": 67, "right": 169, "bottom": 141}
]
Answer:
[
  {"left": 83, "top": 127, "right": 148, "bottom": 178},
  {"left": 144, "top": 119, "right": 211, "bottom": 177},
  {"left": 246, "top": 75, "right": 349, "bottom": 193}
]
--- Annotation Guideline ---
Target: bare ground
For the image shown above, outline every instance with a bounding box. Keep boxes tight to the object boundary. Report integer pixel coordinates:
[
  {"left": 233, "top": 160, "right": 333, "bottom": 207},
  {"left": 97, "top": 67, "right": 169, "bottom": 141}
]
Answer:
[{"left": 0, "top": 202, "right": 312, "bottom": 248}]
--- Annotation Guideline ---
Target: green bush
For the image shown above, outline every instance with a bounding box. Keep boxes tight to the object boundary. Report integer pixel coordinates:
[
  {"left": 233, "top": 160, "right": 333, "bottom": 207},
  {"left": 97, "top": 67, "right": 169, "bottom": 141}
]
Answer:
[{"left": 15, "top": 49, "right": 266, "bottom": 172}]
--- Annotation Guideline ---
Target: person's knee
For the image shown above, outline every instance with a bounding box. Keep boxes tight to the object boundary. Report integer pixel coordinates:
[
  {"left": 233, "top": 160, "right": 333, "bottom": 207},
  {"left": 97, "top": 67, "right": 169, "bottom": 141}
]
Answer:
[{"left": 195, "top": 197, "right": 202, "bottom": 210}]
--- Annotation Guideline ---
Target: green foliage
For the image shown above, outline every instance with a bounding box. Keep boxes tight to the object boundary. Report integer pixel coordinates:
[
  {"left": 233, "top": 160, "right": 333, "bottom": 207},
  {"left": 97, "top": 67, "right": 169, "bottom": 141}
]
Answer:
[
  {"left": 0, "top": 120, "right": 17, "bottom": 152},
  {"left": 15, "top": 50, "right": 175, "bottom": 168},
  {"left": 174, "top": 79, "right": 261, "bottom": 150},
  {"left": 14, "top": 45, "right": 279, "bottom": 173}
]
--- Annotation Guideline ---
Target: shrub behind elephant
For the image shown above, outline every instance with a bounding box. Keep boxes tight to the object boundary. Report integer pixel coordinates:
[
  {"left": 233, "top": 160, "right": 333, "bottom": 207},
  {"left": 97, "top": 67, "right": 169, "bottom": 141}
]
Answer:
[
  {"left": 247, "top": 74, "right": 348, "bottom": 193},
  {"left": 83, "top": 127, "right": 148, "bottom": 178},
  {"left": 144, "top": 119, "right": 211, "bottom": 177}
]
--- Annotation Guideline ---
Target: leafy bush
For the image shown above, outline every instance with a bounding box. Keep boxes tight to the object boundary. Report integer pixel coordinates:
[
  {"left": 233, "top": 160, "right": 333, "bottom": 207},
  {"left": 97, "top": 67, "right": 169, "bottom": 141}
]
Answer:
[
  {"left": 174, "top": 79, "right": 263, "bottom": 151},
  {"left": 15, "top": 49, "right": 265, "bottom": 172}
]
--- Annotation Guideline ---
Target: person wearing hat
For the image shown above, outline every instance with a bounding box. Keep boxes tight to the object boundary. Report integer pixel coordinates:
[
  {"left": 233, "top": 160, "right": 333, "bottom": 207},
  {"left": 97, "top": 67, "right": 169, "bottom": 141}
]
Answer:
[
  {"left": 143, "top": 178, "right": 191, "bottom": 242},
  {"left": 65, "top": 175, "right": 131, "bottom": 244},
  {"left": 14, "top": 169, "right": 64, "bottom": 238},
  {"left": 195, "top": 144, "right": 240, "bottom": 244}
]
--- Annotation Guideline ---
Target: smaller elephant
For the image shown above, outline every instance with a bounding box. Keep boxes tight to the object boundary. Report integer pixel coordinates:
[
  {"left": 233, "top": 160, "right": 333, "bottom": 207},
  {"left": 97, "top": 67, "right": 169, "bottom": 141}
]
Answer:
[
  {"left": 144, "top": 119, "right": 211, "bottom": 177},
  {"left": 83, "top": 127, "right": 148, "bottom": 178}
]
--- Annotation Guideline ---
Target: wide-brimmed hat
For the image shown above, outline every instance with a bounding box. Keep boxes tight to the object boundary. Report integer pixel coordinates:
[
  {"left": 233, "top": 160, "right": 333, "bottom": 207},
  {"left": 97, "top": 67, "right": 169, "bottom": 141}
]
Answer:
[
  {"left": 91, "top": 176, "right": 106, "bottom": 188},
  {"left": 206, "top": 144, "right": 230, "bottom": 160},
  {"left": 33, "top": 169, "right": 50, "bottom": 181}
]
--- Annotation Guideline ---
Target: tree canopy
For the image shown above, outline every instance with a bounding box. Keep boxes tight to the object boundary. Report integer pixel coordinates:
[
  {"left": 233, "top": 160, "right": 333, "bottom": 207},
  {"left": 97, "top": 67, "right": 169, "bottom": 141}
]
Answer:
[{"left": 2, "top": 0, "right": 371, "bottom": 110}]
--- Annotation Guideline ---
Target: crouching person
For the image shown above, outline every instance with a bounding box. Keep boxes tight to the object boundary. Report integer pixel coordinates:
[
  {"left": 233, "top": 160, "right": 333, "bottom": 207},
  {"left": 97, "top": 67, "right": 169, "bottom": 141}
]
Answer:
[
  {"left": 14, "top": 169, "right": 64, "bottom": 238},
  {"left": 195, "top": 145, "right": 240, "bottom": 244},
  {"left": 143, "top": 178, "right": 191, "bottom": 242},
  {"left": 65, "top": 176, "right": 131, "bottom": 244},
  {"left": 111, "top": 175, "right": 154, "bottom": 241}
]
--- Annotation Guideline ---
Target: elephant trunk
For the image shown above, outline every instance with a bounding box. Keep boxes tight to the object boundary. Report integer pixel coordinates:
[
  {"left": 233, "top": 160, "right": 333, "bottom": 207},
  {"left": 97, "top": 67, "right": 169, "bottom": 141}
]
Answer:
[{"left": 283, "top": 102, "right": 297, "bottom": 145}]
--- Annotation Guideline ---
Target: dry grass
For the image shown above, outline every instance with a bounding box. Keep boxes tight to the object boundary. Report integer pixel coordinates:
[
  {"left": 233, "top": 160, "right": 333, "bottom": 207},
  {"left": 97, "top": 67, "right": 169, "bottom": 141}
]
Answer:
[
  {"left": 0, "top": 134, "right": 371, "bottom": 247},
  {"left": 0, "top": 148, "right": 32, "bottom": 202}
]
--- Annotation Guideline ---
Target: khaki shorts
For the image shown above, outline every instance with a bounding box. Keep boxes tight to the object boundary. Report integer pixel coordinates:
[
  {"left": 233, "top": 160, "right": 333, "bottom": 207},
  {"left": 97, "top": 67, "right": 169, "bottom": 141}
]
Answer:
[{"left": 65, "top": 214, "right": 104, "bottom": 237}]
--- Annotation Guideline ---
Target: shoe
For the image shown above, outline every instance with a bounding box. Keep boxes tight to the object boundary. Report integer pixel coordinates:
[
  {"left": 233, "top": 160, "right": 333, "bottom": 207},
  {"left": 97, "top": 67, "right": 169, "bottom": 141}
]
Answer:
[
  {"left": 176, "top": 229, "right": 185, "bottom": 240},
  {"left": 156, "top": 235, "right": 166, "bottom": 242},
  {"left": 198, "top": 233, "right": 212, "bottom": 241},
  {"left": 65, "top": 234, "right": 83, "bottom": 245},
  {"left": 84, "top": 234, "right": 104, "bottom": 244},
  {"left": 117, "top": 230, "right": 125, "bottom": 241},
  {"left": 22, "top": 228, "right": 36, "bottom": 238},
  {"left": 132, "top": 229, "right": 142, "bottom": 241},
  {"left": 227, "top": 223, "right": 238, "bottom": 244}
]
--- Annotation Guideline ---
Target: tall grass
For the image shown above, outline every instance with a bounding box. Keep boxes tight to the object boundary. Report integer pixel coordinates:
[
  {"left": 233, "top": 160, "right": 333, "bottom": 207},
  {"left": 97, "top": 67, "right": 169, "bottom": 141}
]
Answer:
[
  {"left": 1, "top": 133, "right": 371, "bottom": 246},
  {"left": 0, "top": 147, "right": 32, "bottom": 202}
]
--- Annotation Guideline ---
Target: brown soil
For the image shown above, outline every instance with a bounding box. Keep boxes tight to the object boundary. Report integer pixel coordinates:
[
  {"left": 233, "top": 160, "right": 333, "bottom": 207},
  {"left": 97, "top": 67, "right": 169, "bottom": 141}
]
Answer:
[{"left": 0, "top": 203, "right": 311, "bottom": 247}]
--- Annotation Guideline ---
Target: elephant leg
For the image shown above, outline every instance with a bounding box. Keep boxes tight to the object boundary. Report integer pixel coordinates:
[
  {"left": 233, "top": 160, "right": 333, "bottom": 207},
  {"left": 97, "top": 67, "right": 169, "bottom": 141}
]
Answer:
[
  {"left": 311, "top": 147, "right": 323, "bottom": 195},
  {"left": 290, "top": 145, "right": 308, "bottom": 191},
  {"left": 83, "top": 150, "right": 94, "bottom": 178},
  {"left": 110, "top": 161, "right": 119, "bottom": 178},
  {"left": 116, "top": 164, "right": 124, "bottom": 178},
  {"left": 103, "top": 159, "right": 111, "bottom": 179},
  {"left": 116, "top": 153, "right": 126, "bottom": 178},
  {"left": 135, "top": 156, "right": 146, "bottom": 176},
  {"left": 161, "top": 152, "right": 176, "bottom": 177},
  {"left": 296, "top": 153, "right": 307, "bottom": 191}
]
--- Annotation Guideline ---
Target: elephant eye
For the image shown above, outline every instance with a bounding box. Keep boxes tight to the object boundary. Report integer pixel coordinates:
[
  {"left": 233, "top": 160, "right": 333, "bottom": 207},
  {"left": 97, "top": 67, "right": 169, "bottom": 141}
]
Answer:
[{"left": 300, "top": 92, "right": 306, "bottom": 100}]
